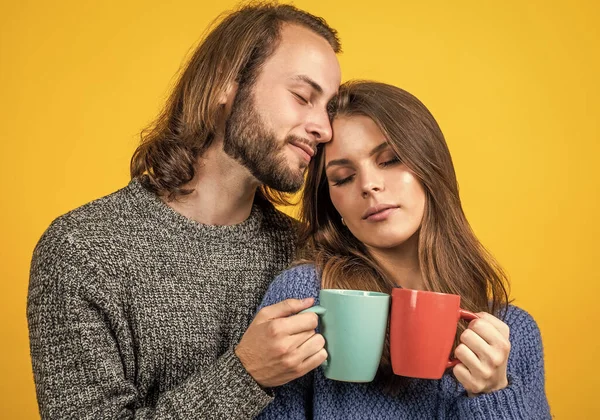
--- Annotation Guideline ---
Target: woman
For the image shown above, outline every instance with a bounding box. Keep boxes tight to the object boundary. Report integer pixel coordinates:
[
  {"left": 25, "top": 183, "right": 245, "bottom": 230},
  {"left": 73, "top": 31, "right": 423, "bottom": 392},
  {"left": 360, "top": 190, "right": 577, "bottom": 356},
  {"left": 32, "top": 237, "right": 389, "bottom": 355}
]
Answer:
[{"left": 255, "top": 81, "right": 551, "bottom": 419}]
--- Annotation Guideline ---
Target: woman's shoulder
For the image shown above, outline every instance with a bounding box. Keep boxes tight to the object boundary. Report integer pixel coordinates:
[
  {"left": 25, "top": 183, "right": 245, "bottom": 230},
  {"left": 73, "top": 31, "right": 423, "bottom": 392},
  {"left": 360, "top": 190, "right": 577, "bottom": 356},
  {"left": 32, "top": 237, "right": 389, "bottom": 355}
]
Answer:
[
  {"left": 503, "top": 304, "right": 540, "bottom": 330},
  {"left": 271, "top": 263, "right": 321, "bottom": 294},
  {"left": 502, "top": 304, "right": 543, "bottom": 347},
  {"left": 260, "top": 263, "right": 322, "bottom": 308},
  {"left": 279, "top": 263, "right": 319, "bottom": 277}
]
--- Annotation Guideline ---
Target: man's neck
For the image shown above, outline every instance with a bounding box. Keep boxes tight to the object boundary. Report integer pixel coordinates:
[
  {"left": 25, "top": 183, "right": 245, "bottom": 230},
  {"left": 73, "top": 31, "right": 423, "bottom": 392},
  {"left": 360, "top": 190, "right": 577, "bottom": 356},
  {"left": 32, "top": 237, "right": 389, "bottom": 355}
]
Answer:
[{"left": 163, "top": 140, "right": 261, "bottom": 226}]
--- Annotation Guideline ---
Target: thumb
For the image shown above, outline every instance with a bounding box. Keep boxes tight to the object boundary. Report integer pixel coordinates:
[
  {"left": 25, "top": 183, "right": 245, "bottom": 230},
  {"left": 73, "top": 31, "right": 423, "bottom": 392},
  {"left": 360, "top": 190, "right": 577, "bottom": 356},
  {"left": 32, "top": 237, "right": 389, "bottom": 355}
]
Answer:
[{"left": 257, "top": 298, "right": 315, "bottom": 321}]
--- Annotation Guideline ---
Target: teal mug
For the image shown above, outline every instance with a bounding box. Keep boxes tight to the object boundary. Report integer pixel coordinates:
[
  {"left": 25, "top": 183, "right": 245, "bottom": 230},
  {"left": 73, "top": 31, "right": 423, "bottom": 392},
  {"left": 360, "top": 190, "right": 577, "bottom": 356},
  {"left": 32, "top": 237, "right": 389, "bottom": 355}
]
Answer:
[{"left": 301, "top": 289, "right": 390, "bottom": 382}]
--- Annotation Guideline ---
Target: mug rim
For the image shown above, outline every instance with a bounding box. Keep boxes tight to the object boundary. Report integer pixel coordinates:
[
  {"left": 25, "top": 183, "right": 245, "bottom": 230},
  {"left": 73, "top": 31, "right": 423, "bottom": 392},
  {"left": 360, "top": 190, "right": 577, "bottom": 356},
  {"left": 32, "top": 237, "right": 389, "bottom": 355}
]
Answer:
[
  {"left": 321, "top": 289, "right": 390, "bottom": 298},
  {"left": 391, "top": 287, "right": 459, "bottom": 299}
]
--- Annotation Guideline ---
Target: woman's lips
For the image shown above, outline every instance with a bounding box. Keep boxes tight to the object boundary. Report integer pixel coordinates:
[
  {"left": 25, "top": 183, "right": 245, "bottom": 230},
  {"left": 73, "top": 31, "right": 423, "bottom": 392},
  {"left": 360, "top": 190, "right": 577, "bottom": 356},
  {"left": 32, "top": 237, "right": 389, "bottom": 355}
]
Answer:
[{"left": 361, "top": 204, "right": 400, "bottom": 222}]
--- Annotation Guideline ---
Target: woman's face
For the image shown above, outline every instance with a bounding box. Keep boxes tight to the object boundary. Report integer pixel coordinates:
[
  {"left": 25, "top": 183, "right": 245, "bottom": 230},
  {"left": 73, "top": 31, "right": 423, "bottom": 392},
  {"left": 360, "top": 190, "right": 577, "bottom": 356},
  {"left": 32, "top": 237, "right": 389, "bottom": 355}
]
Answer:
[{"left": 325, "top": 115, "right": 426, "bottom": 251}]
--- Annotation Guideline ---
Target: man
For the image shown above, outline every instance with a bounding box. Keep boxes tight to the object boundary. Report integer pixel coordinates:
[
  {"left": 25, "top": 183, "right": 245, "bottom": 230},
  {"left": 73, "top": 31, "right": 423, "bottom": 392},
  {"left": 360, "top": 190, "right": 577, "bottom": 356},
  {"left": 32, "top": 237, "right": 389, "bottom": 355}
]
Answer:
[{"left": 27, "top": 3, "right": 341, "bottom": 419}]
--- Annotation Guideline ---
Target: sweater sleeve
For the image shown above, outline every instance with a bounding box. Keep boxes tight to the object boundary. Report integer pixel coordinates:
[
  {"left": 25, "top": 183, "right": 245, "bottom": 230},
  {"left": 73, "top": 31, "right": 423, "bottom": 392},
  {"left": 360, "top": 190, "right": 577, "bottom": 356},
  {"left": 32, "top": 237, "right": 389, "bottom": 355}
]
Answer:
[
  {"left": 453, "top": 306, "right": 552, "bottom": 419},
  {"left": 27, "top": 232, "right": 271, "bottom": 420},
  {"left": 254, "top": 265, "right": 321, "bottom": 419}
]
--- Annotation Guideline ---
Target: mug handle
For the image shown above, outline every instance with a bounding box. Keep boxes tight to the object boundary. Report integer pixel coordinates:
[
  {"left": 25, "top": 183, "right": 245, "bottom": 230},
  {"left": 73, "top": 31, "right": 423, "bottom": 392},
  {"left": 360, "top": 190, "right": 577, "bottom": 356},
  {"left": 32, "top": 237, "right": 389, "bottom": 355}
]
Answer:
[
  {"left": 300, "top": 305, "right": 327, "bottom": 316},
  {"left": 300, "top": 305, "right": 328, "bottom": 367},
  {"left": 446, "top": 309, "right": 479, "bottom": 369}
]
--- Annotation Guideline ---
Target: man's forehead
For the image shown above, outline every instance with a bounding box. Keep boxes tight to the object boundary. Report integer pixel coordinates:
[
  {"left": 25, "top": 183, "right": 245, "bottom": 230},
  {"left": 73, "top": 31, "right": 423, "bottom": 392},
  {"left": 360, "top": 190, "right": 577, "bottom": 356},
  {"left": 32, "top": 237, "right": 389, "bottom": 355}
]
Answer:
[
  {"left": 269, "top": 25, "right": 341, "bottom": 96},
  {"left": 285, "top": 71, "right": 339, "bottom": 99}
]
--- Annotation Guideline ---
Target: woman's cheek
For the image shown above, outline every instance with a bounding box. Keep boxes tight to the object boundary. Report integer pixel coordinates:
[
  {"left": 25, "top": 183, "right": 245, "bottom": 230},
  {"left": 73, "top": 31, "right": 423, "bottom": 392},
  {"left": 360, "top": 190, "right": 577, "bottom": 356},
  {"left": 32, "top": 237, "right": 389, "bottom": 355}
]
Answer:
[{"left": 329, "top": 191, "right": 347, "bottom": 218}]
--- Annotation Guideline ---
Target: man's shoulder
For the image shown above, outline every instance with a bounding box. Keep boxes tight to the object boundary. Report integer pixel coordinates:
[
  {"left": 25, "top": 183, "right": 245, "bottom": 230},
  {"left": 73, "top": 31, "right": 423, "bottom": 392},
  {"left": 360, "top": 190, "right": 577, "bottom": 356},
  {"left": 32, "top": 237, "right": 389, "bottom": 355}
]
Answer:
[{"left": 34, "top": 183, "right": 141, "bottom": 262}]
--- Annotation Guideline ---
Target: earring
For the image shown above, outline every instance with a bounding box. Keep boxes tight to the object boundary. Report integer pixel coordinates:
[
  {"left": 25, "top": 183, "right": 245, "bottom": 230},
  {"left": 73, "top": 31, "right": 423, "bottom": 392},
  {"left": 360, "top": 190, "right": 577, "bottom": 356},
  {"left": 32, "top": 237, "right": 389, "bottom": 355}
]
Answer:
[{"left": 341, "top": 217, "right": 346, "bottom": 226}]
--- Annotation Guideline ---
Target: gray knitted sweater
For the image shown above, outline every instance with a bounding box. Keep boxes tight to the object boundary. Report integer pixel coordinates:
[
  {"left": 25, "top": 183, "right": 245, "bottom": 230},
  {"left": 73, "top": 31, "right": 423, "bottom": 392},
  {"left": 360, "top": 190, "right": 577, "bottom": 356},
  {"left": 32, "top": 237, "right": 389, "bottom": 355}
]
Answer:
[{"left": 27, "top": 178, "right": 297, "bottom": 419}]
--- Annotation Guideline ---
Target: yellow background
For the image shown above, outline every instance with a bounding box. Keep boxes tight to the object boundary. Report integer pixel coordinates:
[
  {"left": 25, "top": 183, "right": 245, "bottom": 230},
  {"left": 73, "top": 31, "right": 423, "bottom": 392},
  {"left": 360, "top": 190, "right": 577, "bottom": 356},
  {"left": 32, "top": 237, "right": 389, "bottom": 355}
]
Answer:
[{"left": 1, "top": 0, "right": 598, "bottom": 417}]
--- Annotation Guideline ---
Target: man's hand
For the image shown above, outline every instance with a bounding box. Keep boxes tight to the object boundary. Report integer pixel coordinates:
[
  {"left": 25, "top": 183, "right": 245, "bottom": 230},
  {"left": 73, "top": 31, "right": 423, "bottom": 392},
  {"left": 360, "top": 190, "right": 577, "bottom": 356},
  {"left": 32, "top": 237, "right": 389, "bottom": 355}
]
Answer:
[{"left": 235, "top": 298, "right": 327, "bottom": 388}]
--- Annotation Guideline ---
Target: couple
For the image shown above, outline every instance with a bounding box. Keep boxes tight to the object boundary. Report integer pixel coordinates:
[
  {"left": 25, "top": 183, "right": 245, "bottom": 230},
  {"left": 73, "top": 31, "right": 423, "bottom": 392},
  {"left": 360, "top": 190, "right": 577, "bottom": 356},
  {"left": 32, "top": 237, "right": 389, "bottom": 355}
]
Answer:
[{"left": 26, "top": 3, "right": 550, "bottom": 419}]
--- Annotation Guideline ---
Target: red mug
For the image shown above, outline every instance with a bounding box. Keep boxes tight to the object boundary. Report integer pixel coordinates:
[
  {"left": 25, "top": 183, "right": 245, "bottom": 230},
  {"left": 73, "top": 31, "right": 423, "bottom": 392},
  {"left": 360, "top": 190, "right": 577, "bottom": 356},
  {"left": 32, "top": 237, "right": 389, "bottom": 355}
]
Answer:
[{"left": 390, "top": 288, "right": 478, "bottom": 379}]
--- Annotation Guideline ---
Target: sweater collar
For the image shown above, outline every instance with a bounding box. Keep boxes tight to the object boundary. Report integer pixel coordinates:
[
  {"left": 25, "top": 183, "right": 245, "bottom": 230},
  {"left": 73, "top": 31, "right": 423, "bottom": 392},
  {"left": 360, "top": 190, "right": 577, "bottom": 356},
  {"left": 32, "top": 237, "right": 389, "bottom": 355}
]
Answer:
[{"left": 126, "top": 177, "right": 266, "bottom": 242}]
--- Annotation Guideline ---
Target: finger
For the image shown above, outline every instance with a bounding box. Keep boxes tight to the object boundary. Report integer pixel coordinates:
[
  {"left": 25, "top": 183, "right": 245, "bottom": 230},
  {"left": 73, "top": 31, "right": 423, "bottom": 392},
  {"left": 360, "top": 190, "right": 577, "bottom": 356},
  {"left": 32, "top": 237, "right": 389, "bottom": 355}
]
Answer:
[
  {"left": 454, "top": 342, "right": 482, "bottom": 374},
  {"left": 460, "top": 328, "right": 492, "bottom": 362},
  {"left": 289, "top": 330, "right": 319, "bottom": 349},
  {"left": 469, "top": 318, "right": 510, "bottom": 349},
  {"left": 476, "top": 312, "right": 510, "bottom": 339},
  {"left": 298, "top": 348, "right": 328, "bottom": 374},
  {"left": 284, "top": 311, "right": 320, "bottom": 335},
  {"left": 296, "top": 333, "right": 326, "bottom": 359},
  {"left": 453, "top": 363, "right": 482, "bottom": 395},
  {"left": 256, "top": 298, "right": 315, "bottom": 321},
  {"left": 452, "top": 362, "right": 474, "bottom": 389}
]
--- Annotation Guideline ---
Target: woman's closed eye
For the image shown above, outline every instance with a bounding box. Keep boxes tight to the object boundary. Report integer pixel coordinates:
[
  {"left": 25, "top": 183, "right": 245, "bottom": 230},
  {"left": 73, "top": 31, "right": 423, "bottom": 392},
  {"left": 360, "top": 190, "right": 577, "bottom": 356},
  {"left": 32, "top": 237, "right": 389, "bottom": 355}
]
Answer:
[
  {"left": 331, "top": 174, "right": 355, "bottom": 187},
  {"left": 328, "top": 155, "right": 400, "bottom": 187},
  {"left": 380, "top": 157, "right": 401, "bottom": 167}
]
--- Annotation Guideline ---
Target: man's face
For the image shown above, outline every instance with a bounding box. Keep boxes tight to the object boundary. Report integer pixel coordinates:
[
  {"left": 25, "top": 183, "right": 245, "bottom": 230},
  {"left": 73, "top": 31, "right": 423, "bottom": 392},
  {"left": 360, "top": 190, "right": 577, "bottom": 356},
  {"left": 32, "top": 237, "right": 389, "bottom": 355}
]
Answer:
[{"left": 224, "top": 23, "right": 341, "bottom": 193}]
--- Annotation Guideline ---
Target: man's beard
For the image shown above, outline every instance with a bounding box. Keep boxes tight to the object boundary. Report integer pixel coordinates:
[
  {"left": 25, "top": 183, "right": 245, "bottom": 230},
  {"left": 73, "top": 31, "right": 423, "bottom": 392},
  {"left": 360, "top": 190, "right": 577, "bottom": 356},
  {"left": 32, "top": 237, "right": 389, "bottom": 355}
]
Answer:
[{"left": 223, "top": 83, "right": 307, "bottom": 193}]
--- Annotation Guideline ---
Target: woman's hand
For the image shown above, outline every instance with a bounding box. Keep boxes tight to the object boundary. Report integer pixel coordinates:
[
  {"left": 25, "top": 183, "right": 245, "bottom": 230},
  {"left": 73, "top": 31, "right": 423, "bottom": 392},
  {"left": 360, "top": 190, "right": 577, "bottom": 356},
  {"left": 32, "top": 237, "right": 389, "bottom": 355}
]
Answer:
[{"left": 453, "top": 312, "right": 511, "bottom": 397}]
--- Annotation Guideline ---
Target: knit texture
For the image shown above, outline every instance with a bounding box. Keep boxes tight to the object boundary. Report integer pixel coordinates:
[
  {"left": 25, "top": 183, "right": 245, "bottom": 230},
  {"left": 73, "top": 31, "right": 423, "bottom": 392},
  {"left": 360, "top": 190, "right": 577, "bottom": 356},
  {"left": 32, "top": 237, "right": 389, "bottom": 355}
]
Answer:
[
  {"left": 255, "top": 264, "right": 552, "bottom": 419},
  {"left": 27, "top": 177, "right": 298, "bottom": 419}
]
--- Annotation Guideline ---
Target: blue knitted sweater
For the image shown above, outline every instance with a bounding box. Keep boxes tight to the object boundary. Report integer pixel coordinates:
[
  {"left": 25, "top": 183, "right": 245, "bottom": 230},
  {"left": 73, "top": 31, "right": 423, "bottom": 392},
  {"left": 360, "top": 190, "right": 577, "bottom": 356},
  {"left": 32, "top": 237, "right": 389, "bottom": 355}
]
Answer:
[{"left": 255, "top": 264, "right": 551, "bottom": 419}]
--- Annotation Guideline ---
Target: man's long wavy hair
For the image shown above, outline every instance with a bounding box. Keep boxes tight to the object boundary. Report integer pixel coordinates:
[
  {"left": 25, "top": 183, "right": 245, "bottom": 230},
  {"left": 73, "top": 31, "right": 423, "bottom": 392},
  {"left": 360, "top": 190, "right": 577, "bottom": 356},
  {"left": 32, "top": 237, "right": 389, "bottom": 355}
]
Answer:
[
  {"left": 130, "top": 2, "right": 341, "bottom": 203},
  {"left": 299, "top": 81, "right": 510, "bottom": 393}
]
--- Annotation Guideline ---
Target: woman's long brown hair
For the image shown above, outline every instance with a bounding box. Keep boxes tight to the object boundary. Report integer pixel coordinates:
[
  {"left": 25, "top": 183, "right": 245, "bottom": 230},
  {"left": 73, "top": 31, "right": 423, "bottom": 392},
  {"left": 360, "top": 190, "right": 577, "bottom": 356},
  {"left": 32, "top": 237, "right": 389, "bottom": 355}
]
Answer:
[{"left": 299, "top": 80, "right": 510, "bottom": 392}]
